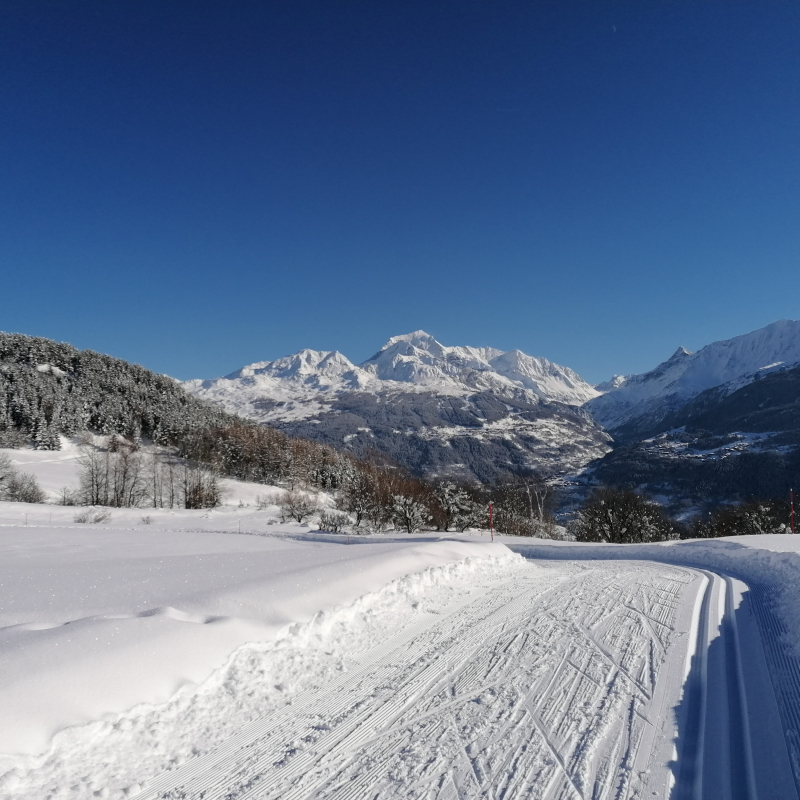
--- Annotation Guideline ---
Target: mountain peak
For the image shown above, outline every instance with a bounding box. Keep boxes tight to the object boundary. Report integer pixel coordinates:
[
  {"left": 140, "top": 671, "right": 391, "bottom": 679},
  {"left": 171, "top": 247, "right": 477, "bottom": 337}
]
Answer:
[
  {"left": 375, "top": 330, "right": 440, "bottom": 353},
  {"left": 225, "top": 348, "right": 357, "bottom": 381}
]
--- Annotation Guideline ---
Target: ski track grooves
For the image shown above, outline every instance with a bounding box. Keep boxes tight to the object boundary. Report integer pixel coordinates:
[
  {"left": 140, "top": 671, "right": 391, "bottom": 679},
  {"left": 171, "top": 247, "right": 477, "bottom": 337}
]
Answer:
[
  {"left": 129, "top": 559, "right": 800, "bottom": 800},
  {"left": 136, "top": 562, "right": 699, "bottom": 800},
  {"left": 670, "top": 567, "right": 800, "bottom": 800}
]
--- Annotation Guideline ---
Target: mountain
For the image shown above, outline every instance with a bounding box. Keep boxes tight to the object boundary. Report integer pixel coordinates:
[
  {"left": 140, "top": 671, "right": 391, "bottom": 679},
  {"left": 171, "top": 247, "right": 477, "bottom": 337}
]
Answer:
[
  {"left": 584, "top": 320, "right": 800, "bottom": 510},
  {"left": 586, "top": 319, "right": 800, "bottom": 438},
  {"left": 185, "top": 332, "right": 610, "bottom": 482},
  {"left": 361, "top": 331, "right": 599, "bottom": 404},
  {"left": 184, "top": 331, "right": 599, "bottom": 421}
]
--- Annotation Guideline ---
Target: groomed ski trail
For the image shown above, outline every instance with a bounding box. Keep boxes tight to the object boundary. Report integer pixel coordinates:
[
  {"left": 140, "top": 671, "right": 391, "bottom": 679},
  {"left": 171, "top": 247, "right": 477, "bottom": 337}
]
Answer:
[
  {"left": 136, "top": 561, "right": 703, "bottom": 800},
  {"left": 671, "top": 570, "right": 798, "bottom": 800}
]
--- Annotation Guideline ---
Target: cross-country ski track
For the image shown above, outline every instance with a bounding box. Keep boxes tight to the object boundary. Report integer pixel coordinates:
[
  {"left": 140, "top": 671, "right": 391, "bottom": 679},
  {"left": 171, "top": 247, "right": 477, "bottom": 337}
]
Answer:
[{"left": 131, "top": 556, "right": 798, "bottom": 800}]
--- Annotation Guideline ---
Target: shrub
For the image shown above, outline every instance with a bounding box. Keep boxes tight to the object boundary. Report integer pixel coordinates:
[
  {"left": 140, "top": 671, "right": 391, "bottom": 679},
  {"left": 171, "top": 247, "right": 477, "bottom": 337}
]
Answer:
[
  {"left": 318, "top": 510, "right": 351, "bottom": 533},
  {"left": 691, "top": 499, "right": 787, "bottom": 538},
  {"left": 0, "top": 454, "right": 45, "bottom": 503},
  {"left": 570, "top": 487, "right": 676, "bottom": 544},
  {"left": 74, "top": 508, "right": 112, "bottom": 524}
]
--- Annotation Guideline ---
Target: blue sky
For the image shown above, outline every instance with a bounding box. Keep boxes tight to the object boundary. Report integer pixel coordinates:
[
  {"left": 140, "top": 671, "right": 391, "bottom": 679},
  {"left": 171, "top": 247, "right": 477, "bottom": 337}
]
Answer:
[{"left": 2, "top": 1, "right": 799, "bottom": 383}]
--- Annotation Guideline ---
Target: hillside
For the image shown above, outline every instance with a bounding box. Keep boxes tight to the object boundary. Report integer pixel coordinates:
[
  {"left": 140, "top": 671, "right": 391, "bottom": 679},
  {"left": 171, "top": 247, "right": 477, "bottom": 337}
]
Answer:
[{"left": 0, "top": 331, "right": 230, "bottom": 449}]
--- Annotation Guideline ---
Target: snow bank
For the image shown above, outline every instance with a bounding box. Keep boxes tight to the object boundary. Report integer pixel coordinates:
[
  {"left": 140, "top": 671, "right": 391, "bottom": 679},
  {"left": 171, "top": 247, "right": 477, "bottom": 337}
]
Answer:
[{"left": 0, "top": 530, "right": 522, "bottom": 799}]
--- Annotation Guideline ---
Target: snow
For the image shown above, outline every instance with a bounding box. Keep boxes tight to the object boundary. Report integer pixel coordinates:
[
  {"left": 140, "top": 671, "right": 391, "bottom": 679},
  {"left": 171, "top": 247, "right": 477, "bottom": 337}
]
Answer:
[
  {"left": 5, "top": 444, "right": 800, "bottom": 799},
  {"left": 2, "top": 441, "right": 83, "bottom": 502},
  {"left": 0, "top": 511, "right": 515, "bottom": 798},
  {"left": 587, "top": 318, "right": 800, "bottom": 430},
  {"left": 0, "top": 513, "right": 508, "bottom": 758},
  {"left": 0, "top": 440, "right": 291, "bottom": 508},
  {"left": 135, "top": 559, "right": 699, "bottom": 800},
  {"left": 183, "top": 331, "right": 600, "bottom": 425},
  {"left": 509, "top": 533, "right": 800, "bottom": 666}
]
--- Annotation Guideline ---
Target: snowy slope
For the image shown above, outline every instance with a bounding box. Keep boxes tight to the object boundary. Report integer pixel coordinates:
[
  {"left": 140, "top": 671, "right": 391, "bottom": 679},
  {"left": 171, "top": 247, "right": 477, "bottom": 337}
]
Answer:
[
  {"left": 184, "top": 331, "right": 599, "bottom": 425},
  {"left": 0, "top": 520, "right": 508, "bottom": 759},
  {"left": 586, "top": 319, "right": 800, "bottom": 433}
]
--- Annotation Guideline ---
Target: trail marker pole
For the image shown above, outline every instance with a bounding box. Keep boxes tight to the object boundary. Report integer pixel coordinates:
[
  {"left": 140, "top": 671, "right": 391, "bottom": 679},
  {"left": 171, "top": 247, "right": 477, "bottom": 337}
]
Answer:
[
  {"left": 792, "top": 489, "right": 795, "bottom": 534},
  {"left": 489, "top": 503, "right": 493, "bottom": 541}
]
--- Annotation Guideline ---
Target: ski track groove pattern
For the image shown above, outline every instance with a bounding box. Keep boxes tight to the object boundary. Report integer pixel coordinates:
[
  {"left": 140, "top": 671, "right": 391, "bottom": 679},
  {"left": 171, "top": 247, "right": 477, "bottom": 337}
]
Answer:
[
  {"left": 137, "top": 562, "right": 696, "bottom": 800},
  {"left": 744, "top": 579, "right": 800, "bottom": 795}
]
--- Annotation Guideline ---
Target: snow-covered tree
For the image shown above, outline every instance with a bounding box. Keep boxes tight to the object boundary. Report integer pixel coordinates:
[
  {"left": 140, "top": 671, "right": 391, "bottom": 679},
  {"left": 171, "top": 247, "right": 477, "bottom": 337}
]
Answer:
[
  {"left": 692, "top": 499, "right": 787, "bottom": 538},
  {"left": 392, "top": 493, "right": 431, "bottom": 533},
  {"left": 433, "top": 481, "right": 484, "bottom": 531}
]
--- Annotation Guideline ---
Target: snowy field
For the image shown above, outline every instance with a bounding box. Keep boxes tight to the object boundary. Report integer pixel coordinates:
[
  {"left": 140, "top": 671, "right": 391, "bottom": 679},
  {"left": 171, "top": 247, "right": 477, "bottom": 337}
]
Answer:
[{"left": 2, "top": 451, "right": 800, "bottom": 798}]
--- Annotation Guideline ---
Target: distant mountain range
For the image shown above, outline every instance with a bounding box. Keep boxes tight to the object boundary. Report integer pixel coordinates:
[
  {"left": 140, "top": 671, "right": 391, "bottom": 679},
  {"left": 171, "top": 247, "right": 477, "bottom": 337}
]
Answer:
[
  {"left": 185, "top": 320, "right": 800, "bottom": 501},
  {"left": 184, "top": 331, "right": 599, "bottom": 418},
  {"left": 585, "top": 319, "right": 800, "bottom": 508},
  {"left": 184, "top": 331, "right": 609, "bottom": 482},
  {"left": 5, "top": 318, "right": 800, "bottom": 507}
]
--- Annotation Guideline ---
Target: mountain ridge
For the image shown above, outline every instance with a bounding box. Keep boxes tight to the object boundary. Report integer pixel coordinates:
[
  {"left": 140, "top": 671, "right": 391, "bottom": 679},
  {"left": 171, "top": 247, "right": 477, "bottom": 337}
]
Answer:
[
  {"left": 586, "top": 319, "right": 800, "bottom": 436},
  {"left": 184, "top": 330, "right": 600, "bottom": 425}
]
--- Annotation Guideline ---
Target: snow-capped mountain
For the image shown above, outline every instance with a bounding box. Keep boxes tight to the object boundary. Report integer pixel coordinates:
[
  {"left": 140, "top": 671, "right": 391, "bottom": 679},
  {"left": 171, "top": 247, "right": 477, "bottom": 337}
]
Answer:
[
  {"left": 586, "top": 319, "right": 800, "bottom": 435},
  {"left": 360, "top": 331, "right": 599, "bottom": 404},
  {"left": 184, "top": 332, "right": 608, "bottom": 481},
  {"left": 185, "top": 330, "right": 599, "bottom": 424}
]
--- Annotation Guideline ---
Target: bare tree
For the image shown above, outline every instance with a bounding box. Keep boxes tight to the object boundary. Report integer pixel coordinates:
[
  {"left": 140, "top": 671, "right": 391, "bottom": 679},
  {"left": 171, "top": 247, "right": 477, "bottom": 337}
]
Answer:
[
  {"left": 77, "top": 446, "right": 110, "bottom": 506},
  {"left": 77, "top": 442, "right": 148, "bottom": 508},
  {"left": 147, "top": 452, "right": 181, "bottom": 508},
  {"left": 109, "top": 445, "right": 147, "bottom": 507},
  {"left": 278, "top": 490, "right": 320, "bottom": 522},
  {"left": 336, "top": 470, "right": 374, "bottom": 527},
  {"left": 182, "top": 465, "right": 224, "bottom": 509},
  {"left": 489, "top": 474, "right": 557, "bottom": 537}
]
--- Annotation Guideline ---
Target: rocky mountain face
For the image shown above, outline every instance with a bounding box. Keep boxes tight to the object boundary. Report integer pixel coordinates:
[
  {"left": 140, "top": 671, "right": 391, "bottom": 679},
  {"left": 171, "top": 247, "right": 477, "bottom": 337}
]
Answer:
[{"left": 184, "top": 331, "right": 610, "bottom": 482}]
